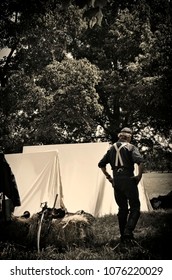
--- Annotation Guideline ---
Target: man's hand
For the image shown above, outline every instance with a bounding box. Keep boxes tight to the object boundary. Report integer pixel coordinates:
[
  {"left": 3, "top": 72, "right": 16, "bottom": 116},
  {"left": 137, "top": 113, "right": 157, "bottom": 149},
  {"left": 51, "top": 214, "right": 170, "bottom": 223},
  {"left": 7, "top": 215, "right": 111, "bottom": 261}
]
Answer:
[
  {"left": 131, "top": 175, "right": 142, "bottom": 184},
  {"left": 106, "top": 175, "right": 113, "bottom": 184},
  {"left": 100, "top": 167, "right": 113, "bottom": 184}
]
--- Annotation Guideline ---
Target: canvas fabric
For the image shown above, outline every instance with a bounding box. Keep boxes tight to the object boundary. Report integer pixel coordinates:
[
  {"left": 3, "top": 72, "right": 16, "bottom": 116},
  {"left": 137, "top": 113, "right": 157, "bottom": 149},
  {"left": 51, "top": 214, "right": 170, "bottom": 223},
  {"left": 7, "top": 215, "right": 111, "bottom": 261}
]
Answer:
[
  {"left": 3, "top": 143, "right": 152, "bottom": 217},
  {"left": 5, "top": 151, "right": 63, "bottom": 216}
]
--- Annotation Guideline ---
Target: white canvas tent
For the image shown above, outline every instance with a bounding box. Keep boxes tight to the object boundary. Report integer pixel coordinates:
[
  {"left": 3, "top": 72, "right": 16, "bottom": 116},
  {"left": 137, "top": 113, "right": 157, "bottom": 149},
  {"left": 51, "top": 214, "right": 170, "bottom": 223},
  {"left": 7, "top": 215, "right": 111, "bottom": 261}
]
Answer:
[
  {"left": 5, "top": 151, "right": 63, "bottom": 216},
  {"left": 14, "top": 142, "right": 152, "bottom": 216}
]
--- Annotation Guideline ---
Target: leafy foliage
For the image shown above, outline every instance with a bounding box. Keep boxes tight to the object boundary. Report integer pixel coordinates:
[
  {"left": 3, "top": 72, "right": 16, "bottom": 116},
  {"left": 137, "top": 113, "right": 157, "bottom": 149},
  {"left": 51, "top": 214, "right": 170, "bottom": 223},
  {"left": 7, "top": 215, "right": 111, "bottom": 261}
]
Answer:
[{"left": 0, "top": 0, "right": 171, "bottom": 162}]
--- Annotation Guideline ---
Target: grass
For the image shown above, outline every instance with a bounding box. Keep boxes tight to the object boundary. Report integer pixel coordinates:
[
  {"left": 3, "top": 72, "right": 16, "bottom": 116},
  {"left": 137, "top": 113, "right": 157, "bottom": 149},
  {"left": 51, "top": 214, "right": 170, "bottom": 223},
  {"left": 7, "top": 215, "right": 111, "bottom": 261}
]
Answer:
[
  {"left": 0, "top": 209, "right": 172, "bottom": 260},
  {"left": 1, "top": 172, "right": 171, "bottom": 260}
]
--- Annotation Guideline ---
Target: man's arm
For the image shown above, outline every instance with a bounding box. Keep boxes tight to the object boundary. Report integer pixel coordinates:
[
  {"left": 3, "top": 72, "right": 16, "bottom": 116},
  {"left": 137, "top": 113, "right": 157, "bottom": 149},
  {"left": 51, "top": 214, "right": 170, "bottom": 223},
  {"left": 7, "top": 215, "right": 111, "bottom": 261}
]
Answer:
[
  {"left": 135, "top": 162, "right": 144, "bottom": 184},
  {"left": 100, "top": 167, "right": 113, "bottom": 183},
  {"left": 131, "top": 145, "right": 144, "bottom": 184},
  {"left": 98, "top": 148, "right": 113, "bottom": 183}
]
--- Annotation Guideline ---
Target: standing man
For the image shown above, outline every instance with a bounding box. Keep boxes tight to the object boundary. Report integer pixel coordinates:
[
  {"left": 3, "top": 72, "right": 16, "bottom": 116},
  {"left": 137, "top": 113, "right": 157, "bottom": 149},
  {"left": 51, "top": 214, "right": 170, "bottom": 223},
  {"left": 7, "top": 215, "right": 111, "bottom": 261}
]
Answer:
[{"left": 98, "top": 127, "right": 144, "bottom": 242}]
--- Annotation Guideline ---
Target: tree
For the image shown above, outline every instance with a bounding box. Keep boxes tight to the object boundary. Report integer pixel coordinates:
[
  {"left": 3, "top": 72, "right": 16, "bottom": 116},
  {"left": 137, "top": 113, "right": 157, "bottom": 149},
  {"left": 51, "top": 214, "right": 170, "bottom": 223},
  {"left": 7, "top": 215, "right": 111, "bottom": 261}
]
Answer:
[
  {"left": 0, "top": 56, "right": 101, "bottom": 152},
  {"left": 72, "top": 1, "right": 172, "bottom": 145},
  {"left": 0, "top": 1, "right": 92, "bottom": 151},
  {"left": 0, "top": 0, "right": 171, "bottom": 159},
  {"left": 32, "top": 57, "right": 102, "bottom": 144}
]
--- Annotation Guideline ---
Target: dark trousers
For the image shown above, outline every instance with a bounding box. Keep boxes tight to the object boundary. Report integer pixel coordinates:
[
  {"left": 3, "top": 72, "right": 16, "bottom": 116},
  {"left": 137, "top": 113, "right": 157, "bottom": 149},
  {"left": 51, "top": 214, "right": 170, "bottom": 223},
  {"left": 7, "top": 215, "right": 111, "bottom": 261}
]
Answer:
[{"left": 113, "top": 174, "right": 140, "bottom": 237}]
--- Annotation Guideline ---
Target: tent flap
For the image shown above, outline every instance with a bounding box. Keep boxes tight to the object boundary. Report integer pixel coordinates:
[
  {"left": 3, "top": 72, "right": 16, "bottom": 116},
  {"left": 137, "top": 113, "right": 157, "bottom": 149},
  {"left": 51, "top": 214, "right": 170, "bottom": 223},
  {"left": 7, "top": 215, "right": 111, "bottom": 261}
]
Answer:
[{"left": 5, "top": 151, "right": 63, "bottom": 216}]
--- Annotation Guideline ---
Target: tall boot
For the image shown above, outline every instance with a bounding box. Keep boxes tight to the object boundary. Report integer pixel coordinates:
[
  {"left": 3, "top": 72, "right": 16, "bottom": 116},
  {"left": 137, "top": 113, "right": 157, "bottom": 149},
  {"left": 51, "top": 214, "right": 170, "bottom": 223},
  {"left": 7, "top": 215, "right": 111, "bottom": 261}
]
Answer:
[
  {"left": 124, "top": 209, "right": 140, "bottom": 238},
  {"left": 117, "top": 209, "right": 128, "bottom": 240}
]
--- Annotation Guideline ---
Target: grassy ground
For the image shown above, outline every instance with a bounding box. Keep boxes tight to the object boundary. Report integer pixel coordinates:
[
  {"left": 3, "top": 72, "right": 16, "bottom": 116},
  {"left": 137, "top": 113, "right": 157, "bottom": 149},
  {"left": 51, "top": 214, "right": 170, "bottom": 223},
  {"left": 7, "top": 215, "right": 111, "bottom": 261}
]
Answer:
[
  {"left": 0, "top": 173, "right": 171, "bottom": 260},
  {"left": 0, "top": 210, "right": 172, "bottom": 260}
]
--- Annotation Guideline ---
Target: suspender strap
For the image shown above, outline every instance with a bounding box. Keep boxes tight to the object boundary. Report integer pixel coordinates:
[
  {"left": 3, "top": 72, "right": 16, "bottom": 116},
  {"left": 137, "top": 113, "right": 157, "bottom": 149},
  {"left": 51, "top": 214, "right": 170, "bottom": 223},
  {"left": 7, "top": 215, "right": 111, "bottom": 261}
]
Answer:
[{"left": 113, "top": 143, "right": 127, "bottom": 166}]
